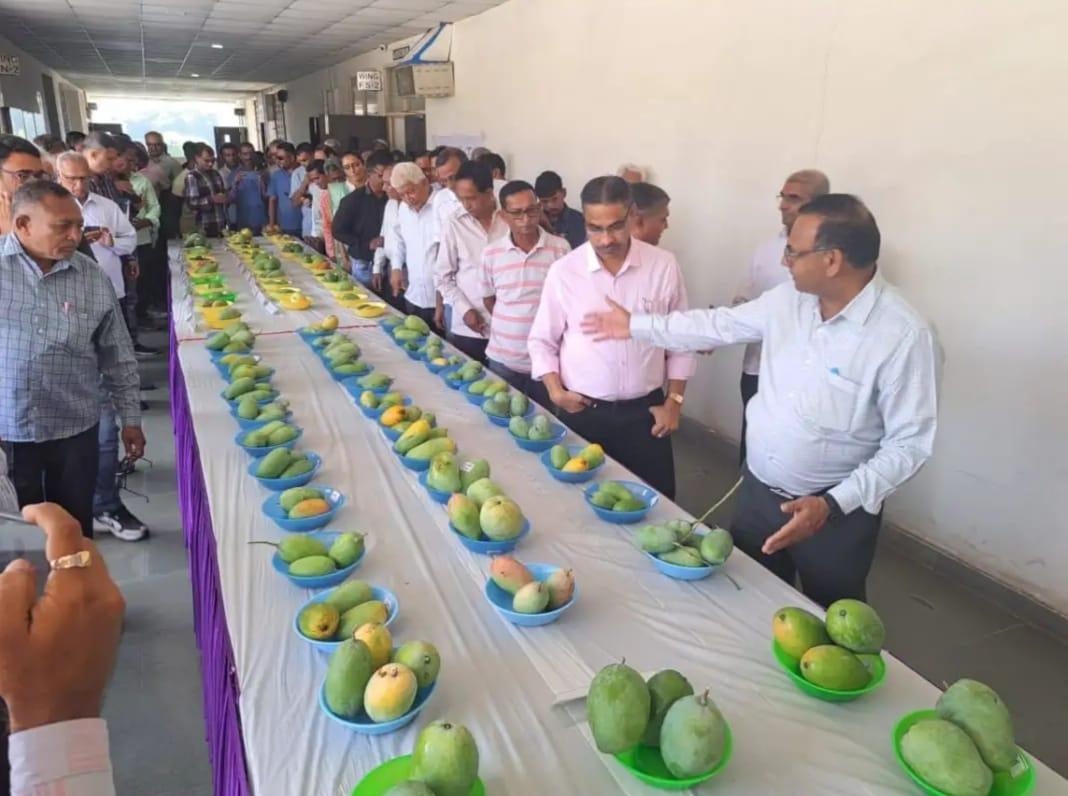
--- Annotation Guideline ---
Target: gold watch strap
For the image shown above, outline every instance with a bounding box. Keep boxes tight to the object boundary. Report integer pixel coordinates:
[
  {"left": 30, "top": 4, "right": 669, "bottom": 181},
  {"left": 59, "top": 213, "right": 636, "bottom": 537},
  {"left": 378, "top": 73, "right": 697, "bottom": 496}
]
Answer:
[
  {"left": 50, "top": 550, "right": 92, "bottom": 570},
  {"left": 668, "top": 392, "right": 685, "bottom": 405}
]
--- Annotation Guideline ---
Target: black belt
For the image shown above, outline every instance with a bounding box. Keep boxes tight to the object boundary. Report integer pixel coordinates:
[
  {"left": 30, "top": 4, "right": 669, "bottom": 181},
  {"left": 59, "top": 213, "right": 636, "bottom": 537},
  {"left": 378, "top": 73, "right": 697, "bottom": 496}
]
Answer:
[{"left": 586, "top": 388, "right": 664, "bottom": 410}]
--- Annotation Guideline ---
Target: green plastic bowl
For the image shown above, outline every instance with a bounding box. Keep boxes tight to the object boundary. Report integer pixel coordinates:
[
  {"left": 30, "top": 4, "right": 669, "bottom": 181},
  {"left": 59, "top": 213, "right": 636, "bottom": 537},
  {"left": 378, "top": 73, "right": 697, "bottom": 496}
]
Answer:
[
  {"left": 614, "top": 721, "right": 732, "bottom": 791},
  {"left": 892, "top": 710, "right": 1036, "bottom": 796},
  {"left": 771, "top": 639, "right": 886, "bottom": 702},
  {"left": 351, "top": 754, "right": 485, "bottom": 796}
]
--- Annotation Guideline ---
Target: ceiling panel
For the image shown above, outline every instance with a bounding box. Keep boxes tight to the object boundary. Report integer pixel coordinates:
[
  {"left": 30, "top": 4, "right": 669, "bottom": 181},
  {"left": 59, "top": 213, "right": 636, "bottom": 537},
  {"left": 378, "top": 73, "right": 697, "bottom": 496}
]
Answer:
[{"left": 0, "top": 0, "right": 507, "bottom": 94}]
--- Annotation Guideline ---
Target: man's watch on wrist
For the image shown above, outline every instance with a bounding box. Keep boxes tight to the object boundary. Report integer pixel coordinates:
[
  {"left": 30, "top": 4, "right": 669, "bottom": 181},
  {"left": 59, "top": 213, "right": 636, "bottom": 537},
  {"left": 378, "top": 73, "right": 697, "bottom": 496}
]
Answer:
[{"left": 823, "top": 494, "right": 845, "bottom": 522}]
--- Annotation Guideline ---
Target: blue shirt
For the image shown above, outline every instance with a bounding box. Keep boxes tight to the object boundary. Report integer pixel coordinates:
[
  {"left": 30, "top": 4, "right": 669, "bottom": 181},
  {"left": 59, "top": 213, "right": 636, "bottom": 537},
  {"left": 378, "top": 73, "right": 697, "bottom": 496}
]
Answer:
[
  {"left": 291, "top": 167, "right": 313, "bottom": 237},
  {"left": 267, "top": 168, "right": 303, "bottom": 234},
  {"left": 0, "top": 234, "right": 140, "bottom": 442}
]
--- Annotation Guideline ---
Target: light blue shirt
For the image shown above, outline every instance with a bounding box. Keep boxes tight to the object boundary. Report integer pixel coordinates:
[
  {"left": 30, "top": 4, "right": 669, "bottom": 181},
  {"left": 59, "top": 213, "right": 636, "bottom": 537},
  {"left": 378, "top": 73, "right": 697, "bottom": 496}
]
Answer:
[
  {"left": 291, "top": 167, "right": 312, "bottom": 236},
  {"left": 267, "top": 168, "right": 303, "bottom": 233}
]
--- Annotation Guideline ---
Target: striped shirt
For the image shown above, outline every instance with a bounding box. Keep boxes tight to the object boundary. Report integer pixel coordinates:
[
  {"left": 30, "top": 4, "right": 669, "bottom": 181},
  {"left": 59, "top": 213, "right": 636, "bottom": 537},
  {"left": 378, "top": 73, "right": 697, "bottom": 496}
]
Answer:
[
  {"left": 0, "top": 233, "right": 141, "bottom": 443},
  {"left": 480, "top": 229, "right": 570, "bottom": 373}
]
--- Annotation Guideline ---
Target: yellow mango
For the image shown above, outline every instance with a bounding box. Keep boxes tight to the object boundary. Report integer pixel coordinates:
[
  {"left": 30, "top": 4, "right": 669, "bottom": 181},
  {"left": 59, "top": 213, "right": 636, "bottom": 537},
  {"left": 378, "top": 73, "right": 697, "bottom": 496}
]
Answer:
[
  {"left": 562, "top": 458, "right": 589, "bottom": 473},
  {"left": 380, "top": 405, "right": 407, "bottom": 427},
  {"left": 288, "top": 498, "right": 330, "bottom": 518}
]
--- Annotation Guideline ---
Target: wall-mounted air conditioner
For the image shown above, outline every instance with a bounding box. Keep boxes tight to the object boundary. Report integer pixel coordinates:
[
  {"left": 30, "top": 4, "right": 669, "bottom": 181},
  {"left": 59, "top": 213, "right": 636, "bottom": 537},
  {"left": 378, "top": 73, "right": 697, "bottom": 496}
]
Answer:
[{"left": 393, "top": 63, "right": 454, "bottom": 99}]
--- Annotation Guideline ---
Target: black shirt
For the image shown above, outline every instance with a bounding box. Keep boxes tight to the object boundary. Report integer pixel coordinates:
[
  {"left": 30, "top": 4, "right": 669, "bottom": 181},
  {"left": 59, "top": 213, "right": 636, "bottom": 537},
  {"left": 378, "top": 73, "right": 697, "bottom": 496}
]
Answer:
[
  {"left": 331, "top": 186, "right": 388, "bottom": 263},
  {"left": 550, "top": 204, "right": 587, "bottom": 250}
]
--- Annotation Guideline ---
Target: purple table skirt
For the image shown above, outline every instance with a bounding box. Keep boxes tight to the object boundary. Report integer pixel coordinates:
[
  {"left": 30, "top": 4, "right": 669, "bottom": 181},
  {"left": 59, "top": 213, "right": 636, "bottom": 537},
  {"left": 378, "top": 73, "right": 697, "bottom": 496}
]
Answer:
[{"left": 170, "top": 322, "right": 252, "bottom": 796}]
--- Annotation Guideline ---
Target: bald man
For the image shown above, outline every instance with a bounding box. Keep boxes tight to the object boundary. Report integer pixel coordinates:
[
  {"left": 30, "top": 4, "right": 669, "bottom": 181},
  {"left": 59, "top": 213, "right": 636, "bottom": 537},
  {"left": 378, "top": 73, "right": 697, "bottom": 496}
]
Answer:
[{"left": 734, "top": 170, "right": 829, "bottom": 464}]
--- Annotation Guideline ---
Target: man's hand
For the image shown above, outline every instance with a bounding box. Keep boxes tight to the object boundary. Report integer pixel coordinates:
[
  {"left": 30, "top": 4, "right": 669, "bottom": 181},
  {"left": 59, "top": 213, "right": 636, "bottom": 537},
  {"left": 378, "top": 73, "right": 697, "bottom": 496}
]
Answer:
[
  {"left": 649, "top": 402, "right": 681, "bottom": 438},
  {"left": 762, "top": 496, "right": 830, "bottom": 555},
  {"left": 124, "top": 260, "right": 140, "bottom": 280},
  {"left": 132, "top": 218, "right": 152, "bottom": 230},
  {"left": 212, "top": 193, "right": 228, "bottom": 205},
  {"left": 372, "top": 273, "right": 383, "bottom": 292},
  {"left": 549, "top": 386, "right": 591, "bottom": 414},
  {"left": 463, "top": 308, "right": 488, "bottom": 336},
  {"left": 121, "top": 426, "right": 146, "bottom": 461},
  {"left": 390, "top": 269, "right": 405, "bottom": 297},
  {"left": 0, "top": 503, "right": 125, "bottom": 732},
  {"left": 369, "top": 236, "right": 384, "bottom": 251},
  {"left": 433, "top": 305, "right": 445, "bottom": 331},
  {"left": 581, "top": 298, "right": 632, "bottom": 341}
]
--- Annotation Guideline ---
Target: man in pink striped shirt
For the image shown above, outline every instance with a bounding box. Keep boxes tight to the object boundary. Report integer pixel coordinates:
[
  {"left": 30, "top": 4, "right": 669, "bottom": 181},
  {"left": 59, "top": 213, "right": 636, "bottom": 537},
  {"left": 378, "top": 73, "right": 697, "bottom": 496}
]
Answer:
[
  {"left": 528, "top": 176, "right": 695, "bottom": 498},
  {"left": 481, "top": 180, "right": 571, "bottom": 399}
]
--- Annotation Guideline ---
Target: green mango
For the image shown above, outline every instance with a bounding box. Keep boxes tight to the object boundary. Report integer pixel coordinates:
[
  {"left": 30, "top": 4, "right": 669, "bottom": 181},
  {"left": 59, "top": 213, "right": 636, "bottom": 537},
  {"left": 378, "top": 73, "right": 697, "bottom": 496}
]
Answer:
[
  {"left": 323, "top": 580, "right": 373, "bottom": 613},
  {"left": 333, "top": 362, "right": 369, "bottom": 376},
  {"left": 242, "top": 429, "right": 269, "bottom": 447},
  {"left": 509, "top": 393, "right": 529, "bottom": 417},
  {"left": 483, "top": 398, "right": 509, "bottom": 418},
  {"left": 410, "top": 721, "right": 479, "bottom": 796},
  {"left": 427, "top": 427, "right": 449, "bottom": 440},
  {"left": 279, "top": 486, "right": 322, "bottom": 513},
  {"left": 468, "top": 379, "right": 488, "bottom": 395},
  {"left": 328, "top": 532, "right": 365, "bottom": 568},
  {"left": 378, "top": 391, "right": 404, "bottom": 408},
  {"left": 392, "top": 640, "right": 441, "bottom": 689},
  {"left": 323, "top": 639, "right": 374, "bottom": 719},
  {"left": 359, "top": 391, "right": 379, "bottom": 408},
  {"left": 337, "top": 600, "right": 389, "bottom": 639},
  {"left": 255, "top": 448, "right": 293, "bottom": 478},
  {"left": 587, "top": 662, "right": 650, "bottom": 754},
  {"left": 279, "top": 457, "right": 315, "bottom": 478},
  {"left": 590, "top": 490, "right": 617, "bottom": 510},
  {"left": 229, "top": 329, "right": 255, "bottom": 347},
  {"left": 641, "top": 670, "right": 694, "bottom": 747},
  {"left": 936, "top": 679, "right": 1016, "bottom": 772},
  {"left": 600, "top": 481, "right": 634, "bottom": 502},
  {"left": 256, "top": 406, "right": 286, "bottom": 422},
  {"left": 224, "top": 377, "right": 256, "bottom": 400},
  {"left": 403, "top": 314, "right": 431, "bottom": 335},
  {"left": 825, "top": 598, "right": 885, "bottom": 654},
  {"left": 383, "top": 782, "right": 435, "bottom": 796},
  {"left": 548, "top": 445, "right": 570, "bottom": 470},
  {"left": 698, "top": 527, "right": 733, "bottom": 564},
  {"left": 237, "top": 396, "right": 259, "bottom": 420},
  {"left": 297, "top": 602, "right": 339, "bottom": 640},
  {"left": 218, "top": 307, "right": 241, "bottom": 320},
  {"left": 275, "top": 534, "right": 328, "bottom": 563},
  {"left": 266, "top": 425, "right": 298, "bottom": 446},
  {"left": 527, "top": 415, "right": 553, "bottom": 440},
  {"left": 408, "top": 437, "right": 456, "bottom": 461},
  {"left": 245, "top": 389, "right": 275, "bottom": 402},
  {"left": 447, "top": 494, "right": 481, "bottom": 539},
  {"left": 614, "top": 496, "right": 646, "bottom": 512},
  {"left": 206, "top": 331, "right": 229, "bottom": 350},
  {"left": 635, "top": 524, "right": 678, "bottom": 554},
  {"left": 483, "top": 380, "right": 507, "bottom": 397},
  {"left": 772, "top": 607, "right": 831, "bottom": 660},
  {"left": 358, "top": 373, "right": 392, "bottom": 390},
  {"left": 459, "top": 459, "right": 490, "bottom": 491},
  {"left": 289, "top": 555, "right": 337, "bottom": 577},
  {"left": 222, "top": 341, "right": 248, "bottom": 354},
  {"left": 658, "top": 547, "right": 704, "bottom": 567},
  {"left": 427, "top": 452, "right": 462, "bottom": 494},
  {"left": 508, "top": 416, "right": 530, "bottom": 439},
  {"left": 393, "top": 328, "right": 422, "bottom": 341},
  {"left": 659, "top": 691, "right": 728, "bottom": 778},
  {"left": 799, "top": 645, "right": 870, "bottom": 690},
  {"left": 465, "top": 477, "right": 503, "bottom": 508},
  {"left": 901, "top": 718, "right": 993, "bottom": 796},
  {"left": 512, "top": 581, "right": 549, "bottom": 613}
]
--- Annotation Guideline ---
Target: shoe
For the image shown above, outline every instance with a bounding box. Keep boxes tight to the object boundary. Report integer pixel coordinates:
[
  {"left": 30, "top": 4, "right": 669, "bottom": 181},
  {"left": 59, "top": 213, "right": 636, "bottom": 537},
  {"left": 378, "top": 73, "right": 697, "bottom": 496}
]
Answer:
[
  {"left": 140, "top": 400, "right": 150, "bottom": 411},
  {"left": 140, "top": 381, "right": 159, "bottom": 391},
  {"left": 94, "top": 504, "right": 149, "bottom": 542},
  {"left": 134, "top": 343, "right": 161, "bottom": 359}
]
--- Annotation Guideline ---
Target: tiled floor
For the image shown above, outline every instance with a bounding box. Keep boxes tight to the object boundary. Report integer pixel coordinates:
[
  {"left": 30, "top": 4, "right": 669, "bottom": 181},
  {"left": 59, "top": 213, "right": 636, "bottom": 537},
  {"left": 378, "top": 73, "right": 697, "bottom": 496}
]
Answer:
[{"left": 99, "top": 343, "right": 1067, "bottom": 793}]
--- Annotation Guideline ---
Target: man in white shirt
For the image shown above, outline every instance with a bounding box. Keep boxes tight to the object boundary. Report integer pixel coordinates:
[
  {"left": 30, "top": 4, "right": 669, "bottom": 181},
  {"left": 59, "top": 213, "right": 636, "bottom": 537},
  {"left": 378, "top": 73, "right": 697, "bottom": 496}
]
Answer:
[
  {"left": 431, "top": 148, "right": 468, "bottom": 330},
  {"left": 734, "top": 169, "right": 830, "bottom": 464},
  {"left": 434, "top": 160, "right": 508, "bottom": 362},
  {"left": 629, "top": 182, "right": 671, "bottom": 246},
  {"left": 582, "top": 194, "right": 941, "bottom": 605},
  {"left": 388, "top": 162, "right": 440, "bottom": 329},
  {"left": 372, "top": 163, "right": 405, "bottom": 309}
]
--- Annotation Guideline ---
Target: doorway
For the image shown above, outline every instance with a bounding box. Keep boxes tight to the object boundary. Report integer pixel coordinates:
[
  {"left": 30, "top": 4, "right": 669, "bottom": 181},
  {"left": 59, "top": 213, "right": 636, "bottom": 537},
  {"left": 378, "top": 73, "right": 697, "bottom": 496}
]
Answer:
[
  {"left": 213, "top": 126, "right": 245, "bottom": 154},
  {"left": 40, "top": 75, "right": 61, "bottom": 135}
]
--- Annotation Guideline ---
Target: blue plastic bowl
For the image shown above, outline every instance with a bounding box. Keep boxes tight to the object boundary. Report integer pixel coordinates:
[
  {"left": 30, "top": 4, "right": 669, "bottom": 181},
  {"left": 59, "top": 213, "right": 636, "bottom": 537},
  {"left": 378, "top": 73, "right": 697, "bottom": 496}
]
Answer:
[
  {"left": 380, "top": 423, "right": 405, "bottom": 442},
  {"left": 483, "top": 401, "right": 535, "bottom": 427},
  {"left": 297, "top": 326, "right": 329, "bottom": 342},
  {"left": 328, "top": 361, "right": 372, "bottom": 382},
  {"left": 539, "top": 444, "right": 604, "bottom": 484},
  {"left": 484, "top": 563, "right": 577, "bottom": 627},
  {"left": 508, "top": 420, "right": 566, "bottom": 452},
  {"left": 269, "top": 530, "right": 364, "bottom": 587},
  {"left": 448, "top": 518, "right": 531, "bottom": 555},
  {"left": 213, "top": 353, "right": 262, "bottom": 378},
  {"left": 443, "top": 371, "right": 479, "bottom": 390},
  {"left": 318, "top": 679, "right": 435, "bottom": 735},
  {"left": 584, "top": 481, "right": 659, "bottom": 524},
  {"left": 647, "top": 547, "right": 716, "bottom": 580},
  {"left": 293, "top": 585, "right": 399, "bottom": 652},
  {"left": 462, "top": 382, "right": 490, "bottom": 406},
  {"left": 403, "top": 345, "right": 424, "bottom": 361},
  {"left": 262, "top": 487, "right": 345, "bottom": 531},
  {"left": 229, "top": 407, "right": 292, "bottom": 431},
  {"left": 397, "top": 450, "right": 435, "bottom": 472},
  {"left": 247, "top": 452, "right": 322, "bottom": 490},
  {"left": 417, "top": 471, "right": 454, "bottom": 504},
  {"left": 342, "top": 375, "right": 393, "bottom": 397},
  {"left": 222, "top": 388, "right": 278, "bottom": 407},
  {"left": 234, "top": 426, "right": 303, "bottom": 458},
  {"left": 222, "top": 366, "right": 274, "bottom": 384},
  {"left": 378, "top": 318, "right": 402, "bottom": 332},
  {"left": 357, "top": 395, "right": 411, "bottom": 419},
  {"left": 425, "top": 358, "right": 452, "bottom": 374}
]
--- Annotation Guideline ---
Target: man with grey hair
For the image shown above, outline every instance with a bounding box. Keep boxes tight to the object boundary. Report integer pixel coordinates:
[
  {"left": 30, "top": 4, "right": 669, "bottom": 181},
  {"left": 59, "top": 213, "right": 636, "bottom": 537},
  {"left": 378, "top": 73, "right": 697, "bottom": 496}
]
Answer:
[
  {"left": 388, "top": 161, "right": 440, "bottom": 329},
  {"left": 0, "top": 180, "right": 143, "bottom": 538},
  {"left": 617, "top": 163, "right": 647, "bottom": 184},
  {"left": 733, "top": 169, "right": 830, "bottom": 464}
]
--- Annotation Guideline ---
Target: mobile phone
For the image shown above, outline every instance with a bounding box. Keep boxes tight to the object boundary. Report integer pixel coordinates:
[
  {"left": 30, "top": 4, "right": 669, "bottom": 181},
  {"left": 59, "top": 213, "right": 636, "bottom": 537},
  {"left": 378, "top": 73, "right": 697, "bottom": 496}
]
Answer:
[
  {"left": 0, "top": 513, "right": 48, "bottom": 594},
  {"left": 83, "top": 225, "right": 101, "bottom": 234}
]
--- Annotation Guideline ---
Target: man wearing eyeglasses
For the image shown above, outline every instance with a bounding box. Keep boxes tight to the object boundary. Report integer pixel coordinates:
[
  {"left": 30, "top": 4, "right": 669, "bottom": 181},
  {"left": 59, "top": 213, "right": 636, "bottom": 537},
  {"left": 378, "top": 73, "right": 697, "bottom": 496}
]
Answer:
[
  {"left": 481, "top": 180, "right": 570, "bottom": 398},
  {"left": 733, "top": 170, "right": 829, "bottom": 464},
  {"left": 528, "top": 176, "right": 694, "bottom": 498},
  {"left": 582, "top": 194, "right": 941, "bottom": 606},
  {"left": 434, "top": 160, "right": 508, "bottom": 362},
  {"left": 0, "top": 135, "right": 49, "bottom": 237},
  {"left": 267, "top": 142, "right": 304, "bottom": 237},
  {"left": 331, "top": 152, "right": 390, "bottom": 287}
]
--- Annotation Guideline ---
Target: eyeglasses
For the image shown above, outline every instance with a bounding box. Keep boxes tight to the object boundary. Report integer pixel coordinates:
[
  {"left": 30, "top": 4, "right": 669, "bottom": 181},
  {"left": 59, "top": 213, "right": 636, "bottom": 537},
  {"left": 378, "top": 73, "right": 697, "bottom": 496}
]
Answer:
[
  {"left": 2, "top": 168, "right": 49, "bottom": 183},
  {"left": 777, "top": 192, "right": 808, "bottom": 203},
  {"left": 58, "top": 173, "right": 91, "bottom": 183},
  {"left": 503, "top": 204, "right": 541, "bottom": 219},
  {"left": 782, "top": 246, "right": 834, "bottom": 263}
]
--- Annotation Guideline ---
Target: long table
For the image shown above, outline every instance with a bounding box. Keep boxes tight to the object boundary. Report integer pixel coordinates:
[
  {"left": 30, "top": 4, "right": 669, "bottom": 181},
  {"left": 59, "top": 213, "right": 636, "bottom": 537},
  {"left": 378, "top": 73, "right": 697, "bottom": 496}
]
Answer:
[{"left": 170, "top": 240, "right": 1067, "bottom": 795}]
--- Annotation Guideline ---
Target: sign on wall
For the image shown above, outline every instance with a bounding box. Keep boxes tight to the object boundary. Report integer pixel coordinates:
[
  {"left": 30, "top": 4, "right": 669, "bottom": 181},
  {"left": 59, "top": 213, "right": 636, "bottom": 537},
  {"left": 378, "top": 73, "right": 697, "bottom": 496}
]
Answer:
[
  {"left": 355, "top": 70, "right": 382, "bottom": 92},
  {"left": 0, "top": 55, "right": 20, "bottom": 76}
]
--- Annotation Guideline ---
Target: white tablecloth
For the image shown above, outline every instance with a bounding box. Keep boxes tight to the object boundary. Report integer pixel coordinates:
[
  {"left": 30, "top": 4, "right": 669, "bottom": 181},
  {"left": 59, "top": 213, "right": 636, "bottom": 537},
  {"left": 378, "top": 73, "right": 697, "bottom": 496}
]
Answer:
[{"left": 173, "top": 242, "right": 1067, "bottom": 796}]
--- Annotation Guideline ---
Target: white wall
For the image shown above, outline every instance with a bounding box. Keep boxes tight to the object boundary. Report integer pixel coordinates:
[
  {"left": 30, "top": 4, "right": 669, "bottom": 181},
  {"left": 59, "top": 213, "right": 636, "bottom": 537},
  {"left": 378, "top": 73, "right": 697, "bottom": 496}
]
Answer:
[
  {"left": 0, "top": 32, "right": 87, "bottom": 135},
  {"left": 425, "top": 0, "right": 1068, "bottom": 614}
]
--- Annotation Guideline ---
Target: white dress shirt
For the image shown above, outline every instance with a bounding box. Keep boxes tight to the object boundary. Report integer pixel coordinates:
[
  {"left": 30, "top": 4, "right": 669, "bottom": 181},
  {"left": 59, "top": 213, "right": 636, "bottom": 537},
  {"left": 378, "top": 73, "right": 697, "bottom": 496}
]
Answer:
[
  {"left": 391, "top": 198, "right": 440, "bottom": 309},
  {"left": 9, "top": 719, "right": 116, "bottom": 795},
  {"left": 78, "top": 193, "right": 137, "bottom": 299},
  {"left": 434, "top": 209, "right": 508, "bottom": 337},
  {"left": 736, "top": 230, "right": 789, "bottom": 375},
  {"left": 432, "top": 186, "right": 461, "bottom": 229},
  {"left": 631, "top": 274, "right": 941, "bottom": 514},
  {"left": 373, "top": 198, "right": 400, "bottom": 275}
]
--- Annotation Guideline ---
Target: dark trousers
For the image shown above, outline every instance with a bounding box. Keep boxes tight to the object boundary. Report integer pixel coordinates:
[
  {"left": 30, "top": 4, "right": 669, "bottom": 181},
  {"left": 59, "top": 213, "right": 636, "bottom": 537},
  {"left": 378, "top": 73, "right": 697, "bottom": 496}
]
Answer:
[
  {"left": 487, "top": 360, "right": 550, "bottom": 407},
  {"left": 5, "top": 424, "right": 100, "bottom": 538},
  {"left": 730, "top": 468, "right": 881, "bottom": 606},
  {"left": 555, "top": 389, "right": 675, "bottom": 499},
  {"left": 448, "top": 333, "right": 488, "bottom": 363},
  {"left": 739, "top": 372, "right": 759, "bottom": 466},
  {"left": 404, "top": 301, "right": 444, "bottom": 336},
  {"left": 138, "top": 240, "right": 167, "bottom": 318}
]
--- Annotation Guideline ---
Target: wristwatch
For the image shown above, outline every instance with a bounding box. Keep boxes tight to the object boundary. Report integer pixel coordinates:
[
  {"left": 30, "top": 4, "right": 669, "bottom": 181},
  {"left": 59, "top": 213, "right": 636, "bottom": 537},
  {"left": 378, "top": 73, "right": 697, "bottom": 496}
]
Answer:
[
  {"left": 822, "top": 494, "right": 845, "bottom": 523},
  {"left": 667, "top": 392, "right": 685, "bottom": 406},
  {"left": 50, "top": 550, "right": 92, "bottom": 571}
]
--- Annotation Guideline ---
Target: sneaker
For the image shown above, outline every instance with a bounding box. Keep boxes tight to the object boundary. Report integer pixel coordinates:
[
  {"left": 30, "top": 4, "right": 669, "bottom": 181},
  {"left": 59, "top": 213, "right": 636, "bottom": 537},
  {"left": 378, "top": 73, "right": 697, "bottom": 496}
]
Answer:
[
  {"left": 94, "top": 504, "right": 150, "bottom": 542},
  {"left": 134, "top": 343, "right": 161, "bottom": 359}
]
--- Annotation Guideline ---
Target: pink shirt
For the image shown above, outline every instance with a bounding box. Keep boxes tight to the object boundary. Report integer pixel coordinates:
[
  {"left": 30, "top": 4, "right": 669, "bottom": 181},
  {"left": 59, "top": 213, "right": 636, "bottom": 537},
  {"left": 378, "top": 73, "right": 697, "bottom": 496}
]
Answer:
[
  {"left": 481, "top": 228, "right": 571, "bottom": 373},
  {"left": 528, "top": 239, "right": 696, "bottom": 400},
  {"left": 434, "top": 208, "right": 509, "bottom": 338}
]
